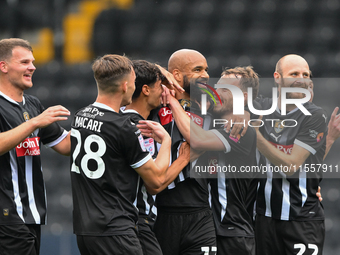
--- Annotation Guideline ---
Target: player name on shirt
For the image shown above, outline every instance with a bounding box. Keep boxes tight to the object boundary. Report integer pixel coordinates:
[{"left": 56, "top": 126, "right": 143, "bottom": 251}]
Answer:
[
  {"left": 73, "top": 106, "right": 105, "bottom": 132},
  {"left": 74, "top": 116, "right": 103, "bottom": 132}
]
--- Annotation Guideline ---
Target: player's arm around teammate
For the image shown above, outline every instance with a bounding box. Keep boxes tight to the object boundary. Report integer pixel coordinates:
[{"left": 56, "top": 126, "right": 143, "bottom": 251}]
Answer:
[
  {"left": 137, "top": 121, "right": 191, "bottom": 194},
  {"left": 134, "top": 120, "right": 174, "bottom": 194},
  {"left": 0, "top": 105, "right": 70, "bottom": 155},
  {"left": 255, "top": 123, "right": 311, "bottom": 175}
]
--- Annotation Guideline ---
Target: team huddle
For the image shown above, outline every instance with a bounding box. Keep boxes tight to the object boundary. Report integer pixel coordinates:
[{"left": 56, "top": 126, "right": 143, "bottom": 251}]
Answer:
[{"left": 0, "top": 38, "right": 340, "bottom": 255}]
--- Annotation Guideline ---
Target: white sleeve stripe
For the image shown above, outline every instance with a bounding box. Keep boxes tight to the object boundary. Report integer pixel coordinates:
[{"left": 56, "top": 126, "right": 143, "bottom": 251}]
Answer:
[
  {"left": 294, "top": 139, "right": 316, "bottom": 155},
  {"left": 44, "top": 130, "right": 68, "bottom": 148},
  {"left": 210, "top": 129, "right": 231, "bottom": 153},
  {"left": 131, "top": 154, "right": 152, "bottom": 169}
]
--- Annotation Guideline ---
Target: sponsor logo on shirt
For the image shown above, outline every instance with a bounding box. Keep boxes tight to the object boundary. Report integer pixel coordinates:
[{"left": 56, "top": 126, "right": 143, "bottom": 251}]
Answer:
[
  {"left": 16, "top": 137, "right": 41, "bottom": 157},
  {"left": 82, "top": 107, "right": 105, "bottom": 118},
  {"left": 144, "top": 138, "right": 155, "bottom": 156},
  {"left": 158, "top": 107, "right": 173, "bottom": 126},
  {"left": 270, "top": 133, "right": 282, "bottom": 142},
  {"left": 158, "top": 107, "right": 204, "bottom": 127},
  {"left": 186, "top": 112, "right": 203, "bottom": 127},
  {"left": 269, "top": 141, "right": 293, "bottom": 155},
  {"left": 138, "top": 134, "right": 146, "bottom": 152},
  {"left": 317, "top": 132, "right": 324, "bottom": 142}
]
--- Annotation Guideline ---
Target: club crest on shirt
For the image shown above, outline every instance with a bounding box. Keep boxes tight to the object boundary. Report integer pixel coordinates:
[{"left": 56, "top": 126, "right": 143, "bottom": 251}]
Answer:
[
  {"left": 180, "top": 99, "right": 191, "bottom": 109},
  {"left": 23, "top": 112, "right": 30, "bottom": 121},
  {"left": 3, "top": 209, "right": 9, "bottom": 216},
  {"left": 274, "top": 120, "right": 284, "bottom": 133}
]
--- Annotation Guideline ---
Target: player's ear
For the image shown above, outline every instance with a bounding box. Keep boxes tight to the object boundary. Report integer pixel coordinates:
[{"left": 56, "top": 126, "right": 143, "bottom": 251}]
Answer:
[
  {"left": 0, "top": 61, "right": 8, "bottom": 73},
  {"left": 274, "top": 72, "right": 280, "bottom": 85},
  {"left": 122, "top": 81, "right": 128, "bottom": 93},
  {"left": 243, "top": 91, "right": 248, "bottom": 106},
  {"left": 142, "top": 84, "right": 150, "bottom": 96},
  {"left": 172, "top": 69, "right": 182, "bottom": 83}
]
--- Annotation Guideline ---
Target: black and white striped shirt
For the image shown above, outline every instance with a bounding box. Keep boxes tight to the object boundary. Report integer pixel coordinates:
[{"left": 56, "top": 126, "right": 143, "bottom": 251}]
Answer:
[
  {"left": 123, "top": 109, "right": 157, "bottom": 221},
  {"left": 0, "top": 92, "right": 67, "bottom": 225},
  {"left": 257, "top": 99, "right": 327, "bottom": 221},
  {"left": 150, "top": 101, "right": 213, "bottom": 209},
  {"left": 198, "top": 126, "right": 257, "bottom": 237}
]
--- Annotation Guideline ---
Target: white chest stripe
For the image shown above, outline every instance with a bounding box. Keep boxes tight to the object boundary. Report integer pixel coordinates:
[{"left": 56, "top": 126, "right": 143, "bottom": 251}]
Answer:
[
  {"left": 281, "top": 177, "right": 290, "bottom": 220},
  {"left": 218, "top": 171, "right": 227, "bottom": 221},
  {"left": 10, "top": 150, "right": 24, "bottom": 222},
  {"left": 26, "top": 156, "right": 40, "bottom": 224},
  {"left": 264, "top": 158, "right": 272, "bottom": 217}
]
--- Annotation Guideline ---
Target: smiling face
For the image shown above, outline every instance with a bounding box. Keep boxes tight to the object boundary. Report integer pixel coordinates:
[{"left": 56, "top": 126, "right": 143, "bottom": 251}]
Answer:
[
  {"left": 2, "top": 46, "right": 36, "bottom": 91},
  {"left": 168, "top": 50, "right": 209, "bottom": 95},
  {"left": 274, "top": 55, "right": 310, "bottom": 99}
]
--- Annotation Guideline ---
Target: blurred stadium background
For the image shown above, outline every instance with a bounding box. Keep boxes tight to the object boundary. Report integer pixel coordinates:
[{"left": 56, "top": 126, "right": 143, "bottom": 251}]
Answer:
[{"left": 1, "top": 0, "right": 340, "bottom": 254}]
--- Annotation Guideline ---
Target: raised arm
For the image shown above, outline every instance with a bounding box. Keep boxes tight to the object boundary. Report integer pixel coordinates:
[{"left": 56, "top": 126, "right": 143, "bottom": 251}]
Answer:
[
  {"left": 324, "top": 106, "right": 340, "bottom": 159},
  {"left": 155, "top": 64, "right": 184, "bottom": 93},
  {"left": 166, "top": 93, "right": 191, "bottom": 143},
  {"left": 145, "top": 142, "right": 190, "bottom": 194},
  {"left": 134, "top": 120, "right": 172, "bottom": 194},
  {"left": 255, "top": 128, "right": 310, "bottom": 176},
  {"left": 52, "top": 131, "right": 71, "bottom": 156}
]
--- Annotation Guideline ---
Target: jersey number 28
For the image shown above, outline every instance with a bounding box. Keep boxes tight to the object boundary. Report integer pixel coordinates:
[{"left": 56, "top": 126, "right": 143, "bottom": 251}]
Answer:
[{"left": 71, "top": 129, "right": 106, "bottom": 179}]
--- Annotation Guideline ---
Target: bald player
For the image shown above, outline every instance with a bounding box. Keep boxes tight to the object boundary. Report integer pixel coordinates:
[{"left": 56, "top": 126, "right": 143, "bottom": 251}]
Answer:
[
  {"left": 149, "top": 49, "right": 216, "bottom": 255},
  {"left": 255, "top": 54, "right": 327, "bottom": 255}
]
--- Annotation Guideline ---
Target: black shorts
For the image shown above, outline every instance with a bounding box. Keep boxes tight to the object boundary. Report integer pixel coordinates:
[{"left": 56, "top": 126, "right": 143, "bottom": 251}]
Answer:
[
  {"left": 217, "top": 235, "right": 255, "bottom": 255},
  {"left": 154, "top": 207, "right": 216, "bottom": 255},
  {"left": 77, "top": 234, "right": 143, "bottom": 255},
  {"left": 138, "top": 216, "right": 163, "bottom": 255},
  {"left": 255, "top": 214, "right": 325, "bottom": 255},
  {"left": 0, "top": 224, "right": 41, "bottom": 255}
]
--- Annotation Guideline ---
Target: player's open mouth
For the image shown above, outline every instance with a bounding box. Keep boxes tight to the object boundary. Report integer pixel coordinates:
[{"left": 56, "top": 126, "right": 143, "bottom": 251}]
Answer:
[{"left": 24, "top": 74, "right": 32, "bottom": 79}]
